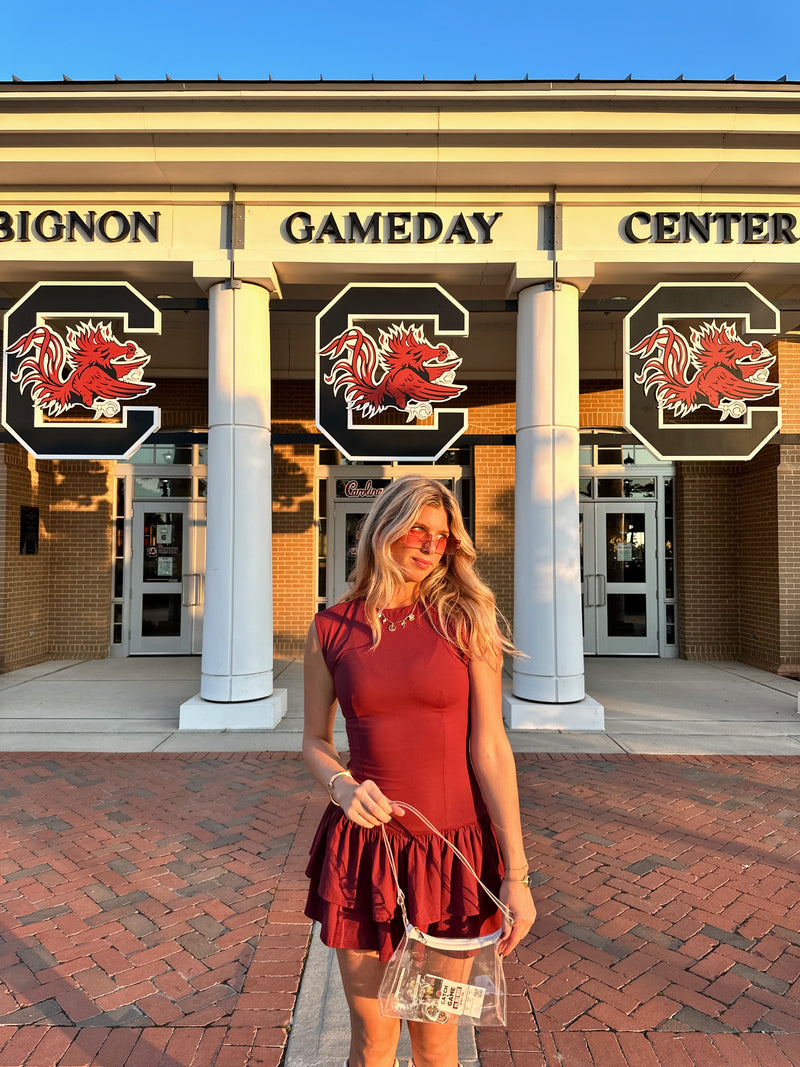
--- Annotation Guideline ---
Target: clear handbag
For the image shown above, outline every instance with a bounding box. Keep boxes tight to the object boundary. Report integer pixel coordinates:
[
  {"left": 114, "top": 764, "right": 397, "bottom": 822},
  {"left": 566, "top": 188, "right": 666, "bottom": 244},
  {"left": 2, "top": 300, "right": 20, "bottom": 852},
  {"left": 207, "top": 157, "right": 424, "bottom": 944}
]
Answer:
[{"left": 377, "top": 803, "right": 511, "bottom": 1027}]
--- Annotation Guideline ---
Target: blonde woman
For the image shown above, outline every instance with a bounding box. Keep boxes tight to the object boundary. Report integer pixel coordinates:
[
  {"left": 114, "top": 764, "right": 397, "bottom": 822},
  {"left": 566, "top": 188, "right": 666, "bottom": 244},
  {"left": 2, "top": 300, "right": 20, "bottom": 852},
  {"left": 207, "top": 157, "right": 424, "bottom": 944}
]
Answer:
[{"left": 303, "top": 475, "right": 535, "bottom": 1067}]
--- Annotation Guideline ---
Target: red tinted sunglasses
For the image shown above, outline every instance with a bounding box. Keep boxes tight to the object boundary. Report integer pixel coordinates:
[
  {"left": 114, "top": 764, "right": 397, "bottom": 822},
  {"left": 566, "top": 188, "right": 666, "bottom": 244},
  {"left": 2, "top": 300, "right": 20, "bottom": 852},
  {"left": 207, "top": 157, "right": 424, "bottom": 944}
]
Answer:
[{"left": 401, "top": 529, "right": 461, "bottom": 555}]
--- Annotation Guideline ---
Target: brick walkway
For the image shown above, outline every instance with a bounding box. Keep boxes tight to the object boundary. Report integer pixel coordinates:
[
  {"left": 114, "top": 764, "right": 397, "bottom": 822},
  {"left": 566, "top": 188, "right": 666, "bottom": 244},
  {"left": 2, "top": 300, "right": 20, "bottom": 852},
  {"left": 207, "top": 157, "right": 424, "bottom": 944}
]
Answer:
[{"left": 0, "top": 753, "right": 798, "bottom": 1065}]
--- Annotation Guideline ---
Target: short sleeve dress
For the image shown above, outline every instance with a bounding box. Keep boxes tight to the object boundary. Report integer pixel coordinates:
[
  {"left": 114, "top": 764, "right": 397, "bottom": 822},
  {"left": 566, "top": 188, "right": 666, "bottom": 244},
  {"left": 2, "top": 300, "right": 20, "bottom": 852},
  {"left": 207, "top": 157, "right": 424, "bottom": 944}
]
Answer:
[{"left": 304, "top": 598, "right": 504, "bottom": 961}]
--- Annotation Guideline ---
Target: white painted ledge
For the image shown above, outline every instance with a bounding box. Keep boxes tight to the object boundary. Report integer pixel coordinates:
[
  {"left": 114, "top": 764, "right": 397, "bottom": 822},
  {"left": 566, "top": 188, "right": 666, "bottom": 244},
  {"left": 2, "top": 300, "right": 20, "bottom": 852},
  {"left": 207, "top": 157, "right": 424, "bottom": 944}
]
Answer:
[
  {"left": 503, "top": 692, "right": 605, "bottom": 731},
  {"left": 179, "top": 690, "right": 288, "bottom": 731}
]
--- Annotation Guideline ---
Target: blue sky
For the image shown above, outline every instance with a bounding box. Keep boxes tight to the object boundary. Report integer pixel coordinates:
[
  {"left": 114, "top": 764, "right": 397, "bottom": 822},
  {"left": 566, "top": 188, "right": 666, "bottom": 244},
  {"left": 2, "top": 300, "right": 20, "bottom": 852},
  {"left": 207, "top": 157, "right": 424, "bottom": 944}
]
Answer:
[{"left": 3, "top": 0, "right": 798, "bottom": 83}]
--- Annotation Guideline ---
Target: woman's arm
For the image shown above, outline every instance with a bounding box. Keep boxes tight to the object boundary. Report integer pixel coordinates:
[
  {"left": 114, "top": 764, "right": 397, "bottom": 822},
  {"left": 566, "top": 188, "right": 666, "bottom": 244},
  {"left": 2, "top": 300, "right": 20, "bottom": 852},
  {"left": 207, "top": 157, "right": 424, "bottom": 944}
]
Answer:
[
  {"left": 468, "top": 652, "right": 537, "bottom": 956},
  {"left": 301, "top": 621, "right": 403, "bottom": 828}
]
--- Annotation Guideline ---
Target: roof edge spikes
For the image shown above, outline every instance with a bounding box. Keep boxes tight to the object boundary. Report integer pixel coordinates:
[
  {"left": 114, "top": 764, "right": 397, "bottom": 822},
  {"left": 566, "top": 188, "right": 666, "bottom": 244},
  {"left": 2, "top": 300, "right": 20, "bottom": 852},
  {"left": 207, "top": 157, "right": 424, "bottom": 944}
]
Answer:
[{"left": 2, "top": 75, "right": 800, "bottom": 95}]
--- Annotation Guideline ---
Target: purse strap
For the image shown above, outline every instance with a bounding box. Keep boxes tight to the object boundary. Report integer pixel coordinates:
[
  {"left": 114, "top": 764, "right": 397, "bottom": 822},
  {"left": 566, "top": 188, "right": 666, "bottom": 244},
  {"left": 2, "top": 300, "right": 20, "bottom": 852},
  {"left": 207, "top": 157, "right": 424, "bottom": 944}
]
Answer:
[{"left": 380, "top": 801, "right": 513, "bottom": 927}]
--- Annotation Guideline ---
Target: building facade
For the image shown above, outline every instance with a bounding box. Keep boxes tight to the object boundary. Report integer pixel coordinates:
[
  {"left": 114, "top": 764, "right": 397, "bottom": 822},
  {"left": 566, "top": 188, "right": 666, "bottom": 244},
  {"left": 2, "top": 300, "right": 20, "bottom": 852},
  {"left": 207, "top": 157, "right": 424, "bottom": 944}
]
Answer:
[{"left": 1, "top": 79, "right": 799, "bottom": 729}]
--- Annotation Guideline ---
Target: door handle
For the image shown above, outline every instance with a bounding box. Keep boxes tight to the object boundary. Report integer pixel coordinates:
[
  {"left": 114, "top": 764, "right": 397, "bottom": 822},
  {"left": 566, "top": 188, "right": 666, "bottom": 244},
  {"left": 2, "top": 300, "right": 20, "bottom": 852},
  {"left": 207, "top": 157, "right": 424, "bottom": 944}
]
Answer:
[
  {"left": 597, "top": 574, "right": 607, "bottom": 607},
  {"left": 584, "top": 574, "right": 595, "bottom": 607},
  {"left": 182, "top": 573, "right": 202, "bottom": 606}
]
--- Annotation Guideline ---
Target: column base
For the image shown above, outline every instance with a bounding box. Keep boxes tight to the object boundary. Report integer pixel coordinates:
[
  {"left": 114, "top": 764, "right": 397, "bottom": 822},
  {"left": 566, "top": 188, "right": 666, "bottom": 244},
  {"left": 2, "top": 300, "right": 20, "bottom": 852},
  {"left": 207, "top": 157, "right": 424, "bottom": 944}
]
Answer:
[
  {"left": 179, "top": 690, "right": 288, "bottom": 731},
  {"left": 503, "top": 692, "right": 605, "bottom": 731},
  {"left": 201, "top": 668, "right": 273, "bottom": 702},
  {"left": 512, "top": 668, "right": 585, "bottom": 703}
]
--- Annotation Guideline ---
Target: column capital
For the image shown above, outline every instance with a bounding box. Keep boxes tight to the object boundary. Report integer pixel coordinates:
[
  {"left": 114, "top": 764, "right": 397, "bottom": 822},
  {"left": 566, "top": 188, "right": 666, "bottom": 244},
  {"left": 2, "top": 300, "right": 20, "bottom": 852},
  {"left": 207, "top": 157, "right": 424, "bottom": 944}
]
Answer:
[
  {"left": 193, "top": 260, "right": 282, "bottom": 297},
  {"left": 508, "top": 261, "right": 595, "bottom": 296}
]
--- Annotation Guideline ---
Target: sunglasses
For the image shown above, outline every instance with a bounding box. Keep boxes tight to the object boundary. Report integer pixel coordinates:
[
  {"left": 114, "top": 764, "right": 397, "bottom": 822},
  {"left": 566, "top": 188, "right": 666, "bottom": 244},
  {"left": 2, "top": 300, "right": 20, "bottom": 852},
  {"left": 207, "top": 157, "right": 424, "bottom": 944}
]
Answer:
[{"left": 400, "top": 528, "right": 461, "bottom": 555}]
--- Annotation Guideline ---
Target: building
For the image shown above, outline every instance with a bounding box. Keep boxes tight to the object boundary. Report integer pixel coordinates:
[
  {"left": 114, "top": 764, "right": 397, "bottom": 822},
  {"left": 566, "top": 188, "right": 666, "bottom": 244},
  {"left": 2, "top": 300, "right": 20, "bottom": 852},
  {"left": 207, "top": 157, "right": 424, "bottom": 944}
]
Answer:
[{"left": 1, "top": 77, "right": 799, "bottom": 730}]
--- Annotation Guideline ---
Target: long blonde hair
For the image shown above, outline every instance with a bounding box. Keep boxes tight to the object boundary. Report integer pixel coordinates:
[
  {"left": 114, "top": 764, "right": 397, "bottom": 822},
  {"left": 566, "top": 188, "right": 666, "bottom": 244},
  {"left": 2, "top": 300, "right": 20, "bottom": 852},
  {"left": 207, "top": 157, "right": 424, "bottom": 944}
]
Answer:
[{"left": 344, "top": 475, "right": 515, "bottom": 663}]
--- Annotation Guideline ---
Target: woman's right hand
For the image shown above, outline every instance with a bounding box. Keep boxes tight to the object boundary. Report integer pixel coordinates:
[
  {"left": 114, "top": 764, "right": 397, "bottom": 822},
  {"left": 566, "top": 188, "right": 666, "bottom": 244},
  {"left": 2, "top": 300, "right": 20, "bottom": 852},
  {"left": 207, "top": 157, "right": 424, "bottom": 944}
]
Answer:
[{"left": 332, "top": 776, "right": 405, "bottom": 827}]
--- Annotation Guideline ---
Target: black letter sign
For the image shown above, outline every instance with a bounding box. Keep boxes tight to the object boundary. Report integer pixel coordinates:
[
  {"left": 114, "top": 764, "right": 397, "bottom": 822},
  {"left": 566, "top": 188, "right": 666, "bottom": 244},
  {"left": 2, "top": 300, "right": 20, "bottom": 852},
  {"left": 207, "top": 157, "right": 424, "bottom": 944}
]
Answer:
[
  {"left": 624, "top": 282, "right": 781, "bottom": 460},
  {"left": 316, "top": 283, "right": 469, "bottom": 461},
  {"left": 2, "top": 281, "right": 161, "bottom": 459}
]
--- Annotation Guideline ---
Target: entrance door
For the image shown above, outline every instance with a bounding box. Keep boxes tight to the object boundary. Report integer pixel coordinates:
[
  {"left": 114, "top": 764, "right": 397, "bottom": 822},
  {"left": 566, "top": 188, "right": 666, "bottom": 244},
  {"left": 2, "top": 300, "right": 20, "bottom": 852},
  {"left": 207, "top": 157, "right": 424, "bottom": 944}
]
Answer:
[
  {"left": 581, "top": 501, "right": 658, "bottom": 655},
  {"left": 130, "top": 503, "right": 204, "bottom": 654},
  {"left": 332, "top": 502, "right": 373, "bottom": 603}
]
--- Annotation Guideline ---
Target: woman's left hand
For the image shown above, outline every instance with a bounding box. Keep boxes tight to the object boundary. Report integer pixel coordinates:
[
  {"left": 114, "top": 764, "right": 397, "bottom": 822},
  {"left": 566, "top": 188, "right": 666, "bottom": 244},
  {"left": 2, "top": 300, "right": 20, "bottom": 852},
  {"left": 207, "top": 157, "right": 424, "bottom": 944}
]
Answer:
[{"left": 497, "top": 879, "right": 537, "bottom": 957}]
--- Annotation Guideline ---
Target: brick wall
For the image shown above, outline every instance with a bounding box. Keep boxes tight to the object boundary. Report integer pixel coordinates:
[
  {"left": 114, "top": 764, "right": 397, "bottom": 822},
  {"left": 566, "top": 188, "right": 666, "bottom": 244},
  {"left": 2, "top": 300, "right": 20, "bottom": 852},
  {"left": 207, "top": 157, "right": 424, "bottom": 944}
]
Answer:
[
  {"left": 677, "top": 462, "right": 741, "bottom": 660},
  {"left": 273, "top": 380, "right": 316, "bottom": 433},
  {"left": 155, "top": 379, "right": 209, "bottom": 429},
  {"left": 777, "top": 445, "right": 800, "bottom": 677},
  {"left": 462, "top": 381, "right": 515, "bottom": 434},
  {"left": 460, "top": 382, "right": 516, "bottom": 627},
  {"left": 272, "top": 381, "right": 317, "bottom": 656},
  {"left": 272, "top": 442, "right": 316, "bottom": 657},
  {"left": 676, "top": 446, "right": 800, "bottom": 674},
  {"left": 580, "top": 380, "right": 624, "bottom": 427},
  {"left": 471, "top": 377, "right": 628, "bottom": 431},
  {"left": 736, "top": 446, "right": 780, "bottom": 672},
  {"left": 776, "top": 340, "right": 800, "bottom": 434},
  {"left": 0, "top": 446, "right": 113, "bottom": 671},
  {"left": 473, "top": 445, "right": 515, "bottom": 629},
  {"left": 0, "top": 447, "right": 53, "bottom": 671},
  {"left": 47, "top": 459, "right": 114, "bottom": 661}
]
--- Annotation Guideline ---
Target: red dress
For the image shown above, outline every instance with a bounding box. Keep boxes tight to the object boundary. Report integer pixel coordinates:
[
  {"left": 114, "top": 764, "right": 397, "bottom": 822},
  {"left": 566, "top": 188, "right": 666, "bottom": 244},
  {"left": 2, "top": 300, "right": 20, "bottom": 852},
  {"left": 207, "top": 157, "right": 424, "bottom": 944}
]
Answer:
[{"left": 304, "top": 598, "right": 503, "bottom": 961}]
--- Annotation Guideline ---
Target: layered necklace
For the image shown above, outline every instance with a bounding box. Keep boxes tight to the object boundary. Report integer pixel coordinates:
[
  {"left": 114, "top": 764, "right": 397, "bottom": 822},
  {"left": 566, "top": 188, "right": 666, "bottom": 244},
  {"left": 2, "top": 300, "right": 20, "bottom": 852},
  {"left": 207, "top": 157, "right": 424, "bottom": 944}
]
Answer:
[{"left": 377, "top": 604, "right": 418, "bottom": 632}]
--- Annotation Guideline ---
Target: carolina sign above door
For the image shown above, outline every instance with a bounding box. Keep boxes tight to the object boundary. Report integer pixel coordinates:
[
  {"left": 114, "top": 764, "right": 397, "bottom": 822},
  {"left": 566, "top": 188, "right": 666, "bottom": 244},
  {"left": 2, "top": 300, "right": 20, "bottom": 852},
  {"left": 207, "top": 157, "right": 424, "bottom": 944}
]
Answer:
[
  {"left": 624, "top": 282, "right": 781, "bottom": 461},
  {"left": 315, "top": 283, "right": 469, "bottom": 461}
]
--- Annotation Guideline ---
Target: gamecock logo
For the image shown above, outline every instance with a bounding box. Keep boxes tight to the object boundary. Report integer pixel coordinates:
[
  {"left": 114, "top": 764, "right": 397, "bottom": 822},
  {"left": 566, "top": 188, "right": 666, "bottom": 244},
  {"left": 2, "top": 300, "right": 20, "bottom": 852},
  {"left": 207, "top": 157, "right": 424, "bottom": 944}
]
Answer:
[
  {"left": 2, "top": 281, "right": 161, "bottom": 459},
  {"left": 321, "top": 323, "right": 466, "bottom": 422},
  {"left": 9, "top": 321, "right": 155, "bottom": 420},
  {"left": 631, "top": 321, "right": 779, "bottom": 421},
  {"left": 316, "top": 283, "right": 469, "bottom": 461},
  {"left": 624, "top": 282, "right": 782, "bottom": 461}
]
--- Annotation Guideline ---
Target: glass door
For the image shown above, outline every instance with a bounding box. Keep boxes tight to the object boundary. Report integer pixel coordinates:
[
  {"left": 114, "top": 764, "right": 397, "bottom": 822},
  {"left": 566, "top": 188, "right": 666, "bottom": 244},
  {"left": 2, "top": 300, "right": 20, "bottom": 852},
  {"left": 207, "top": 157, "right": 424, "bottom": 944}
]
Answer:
[
  {"left": 581, "top": 501, "right": 658, "bottom": 655},
  {"left": 130, "top": 503, "right": 203, "bottom": 654},
  {"left": 332, "top": 502, "right": 373, "bottom": 603}
]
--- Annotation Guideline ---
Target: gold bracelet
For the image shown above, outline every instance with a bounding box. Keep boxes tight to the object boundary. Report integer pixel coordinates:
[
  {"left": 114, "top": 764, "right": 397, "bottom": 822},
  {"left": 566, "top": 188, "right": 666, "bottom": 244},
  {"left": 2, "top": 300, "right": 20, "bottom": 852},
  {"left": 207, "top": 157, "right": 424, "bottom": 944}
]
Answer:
[
  {"left": 503, "top": 873, "right": 532, "bottom": 887},
  {"left": 327, "top": 769, "right": 354, "bottom": 806}
]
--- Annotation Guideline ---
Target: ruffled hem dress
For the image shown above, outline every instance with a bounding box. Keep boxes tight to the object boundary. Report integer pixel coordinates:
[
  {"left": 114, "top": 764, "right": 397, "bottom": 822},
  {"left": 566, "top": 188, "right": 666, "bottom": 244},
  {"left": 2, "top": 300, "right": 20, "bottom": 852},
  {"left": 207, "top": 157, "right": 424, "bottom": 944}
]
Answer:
[{"left": 304, "top": 598, "right": 503, "bottom": 961}]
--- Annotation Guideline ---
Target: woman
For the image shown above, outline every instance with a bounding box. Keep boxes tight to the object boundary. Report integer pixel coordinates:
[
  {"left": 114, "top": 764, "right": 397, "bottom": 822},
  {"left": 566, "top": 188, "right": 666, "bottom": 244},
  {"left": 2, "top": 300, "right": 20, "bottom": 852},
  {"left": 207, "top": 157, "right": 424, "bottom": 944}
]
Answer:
[{"left": 303, "top": 475, "right": 536, "bottom": 1067}]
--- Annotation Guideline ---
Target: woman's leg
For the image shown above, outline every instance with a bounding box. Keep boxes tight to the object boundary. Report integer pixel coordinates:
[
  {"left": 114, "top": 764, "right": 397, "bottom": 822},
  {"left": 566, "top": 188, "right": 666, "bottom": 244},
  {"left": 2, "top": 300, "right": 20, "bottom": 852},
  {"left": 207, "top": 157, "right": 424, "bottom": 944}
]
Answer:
[
  {"left": 407, "top": 1018, "right": 460, "bottom": 1067},
  {"left": 336, "top": 948, "right": 401, "bottom": 1067}
]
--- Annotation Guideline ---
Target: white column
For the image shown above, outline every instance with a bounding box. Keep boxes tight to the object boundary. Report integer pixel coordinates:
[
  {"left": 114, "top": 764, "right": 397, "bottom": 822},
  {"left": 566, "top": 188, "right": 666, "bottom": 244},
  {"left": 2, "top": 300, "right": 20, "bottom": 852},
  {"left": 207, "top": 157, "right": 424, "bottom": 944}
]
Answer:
[
  {"left": 180, "top": 281, "right": 286, "bottom": 729},
  {"left": 503, "top": 282, "right": 603, "bottom": 729}
]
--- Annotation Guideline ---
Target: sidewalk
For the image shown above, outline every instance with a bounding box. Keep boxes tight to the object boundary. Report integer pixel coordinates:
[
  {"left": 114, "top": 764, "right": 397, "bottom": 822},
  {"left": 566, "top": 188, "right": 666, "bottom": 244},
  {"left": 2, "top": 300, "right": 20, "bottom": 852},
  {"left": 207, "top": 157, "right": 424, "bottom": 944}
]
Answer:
[
  {"left": 1, "top": 655, "right": 799, "bottom": 755},
  {"left": 0, "top": 658, "right": 798, "bottom": 1065}
]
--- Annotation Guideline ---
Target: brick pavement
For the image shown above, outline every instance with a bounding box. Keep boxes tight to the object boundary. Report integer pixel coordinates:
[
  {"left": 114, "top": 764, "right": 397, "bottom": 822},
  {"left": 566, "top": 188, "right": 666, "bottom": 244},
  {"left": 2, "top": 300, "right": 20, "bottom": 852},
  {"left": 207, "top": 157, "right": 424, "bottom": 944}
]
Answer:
[{"left": 0, "top": 753, "right": 798, "bottom": 1065}]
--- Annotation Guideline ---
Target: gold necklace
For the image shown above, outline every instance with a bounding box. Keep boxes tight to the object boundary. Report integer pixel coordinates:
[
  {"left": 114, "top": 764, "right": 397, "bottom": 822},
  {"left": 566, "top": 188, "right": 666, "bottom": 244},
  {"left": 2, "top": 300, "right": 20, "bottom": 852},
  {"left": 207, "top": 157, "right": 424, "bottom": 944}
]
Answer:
[{"left": 377, "top": 606, "right": 416, "bottom": 632}]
